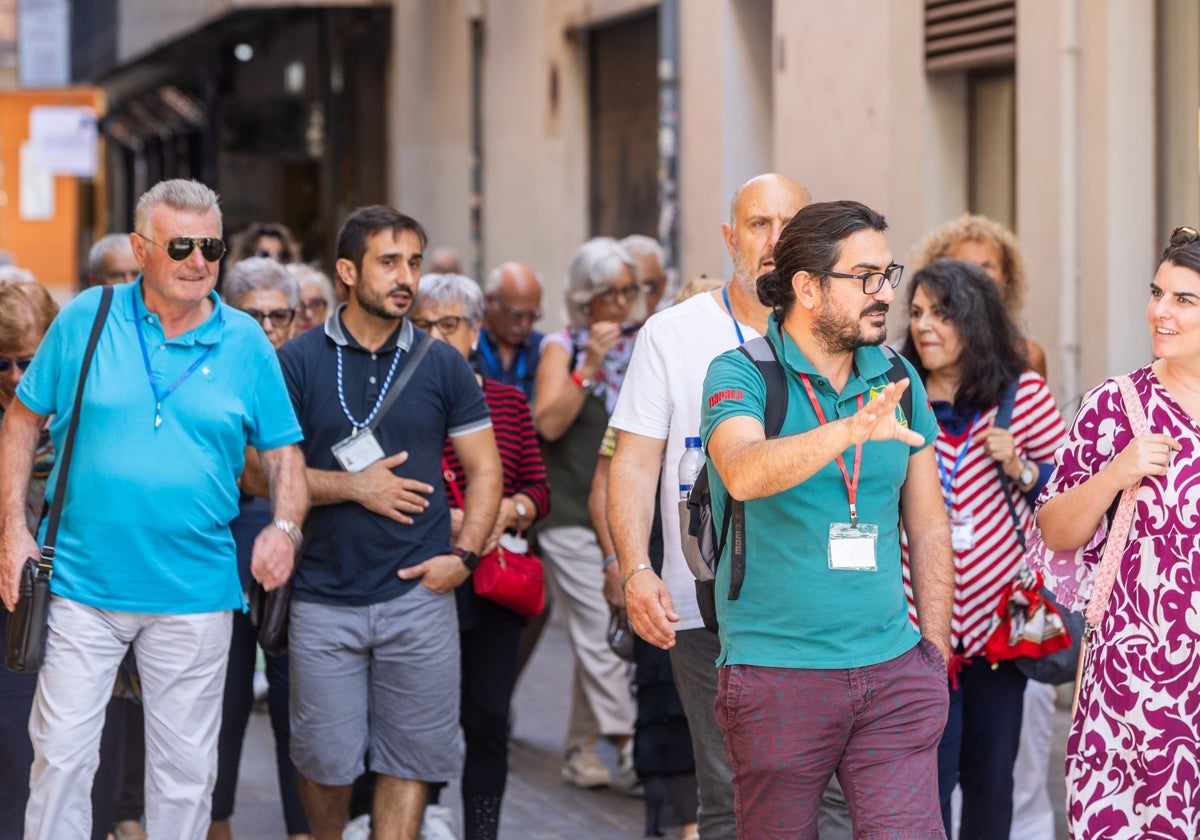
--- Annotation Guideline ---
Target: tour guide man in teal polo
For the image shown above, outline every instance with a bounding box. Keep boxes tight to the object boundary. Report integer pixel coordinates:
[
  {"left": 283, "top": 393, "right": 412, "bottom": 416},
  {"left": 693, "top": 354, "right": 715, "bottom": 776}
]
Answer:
[
  {"left": 699, "top": 200, "right": 953, "bottom": 838},
  {"left": 0, "top": 179, "right": 308, "bottom": 840}
]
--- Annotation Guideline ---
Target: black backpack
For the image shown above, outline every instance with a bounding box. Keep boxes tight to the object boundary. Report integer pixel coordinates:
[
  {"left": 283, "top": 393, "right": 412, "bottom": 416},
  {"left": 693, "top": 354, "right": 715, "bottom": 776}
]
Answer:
[{"left": 684, "top": 338, "right": 913, "bottom": 632}]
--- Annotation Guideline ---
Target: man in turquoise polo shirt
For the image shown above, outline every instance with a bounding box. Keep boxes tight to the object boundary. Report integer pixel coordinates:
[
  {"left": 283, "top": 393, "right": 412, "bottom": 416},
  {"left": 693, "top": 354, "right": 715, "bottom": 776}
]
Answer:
[
  {"left": 700, "top": 200, "right": 953, "bottom": 838},
  {"left": 0, "top": 179, "right": 308, "bottom": 839}
]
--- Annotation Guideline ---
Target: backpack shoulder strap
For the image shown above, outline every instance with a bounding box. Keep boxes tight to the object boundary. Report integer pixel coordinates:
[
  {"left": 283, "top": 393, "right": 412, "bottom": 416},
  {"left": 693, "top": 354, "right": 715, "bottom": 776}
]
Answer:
[
  {"left": 736, "top": 337, "right": 788, "bottom": 438},
  {"left": 880, "top": 345, "right": 913, "bottom": 424}
]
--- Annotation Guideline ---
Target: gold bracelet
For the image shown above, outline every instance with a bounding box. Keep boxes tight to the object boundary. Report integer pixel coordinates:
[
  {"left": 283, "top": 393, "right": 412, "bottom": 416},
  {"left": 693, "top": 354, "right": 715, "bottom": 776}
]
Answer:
[{"left": 621, "top": 563, "right": 654, "bottom": 589}]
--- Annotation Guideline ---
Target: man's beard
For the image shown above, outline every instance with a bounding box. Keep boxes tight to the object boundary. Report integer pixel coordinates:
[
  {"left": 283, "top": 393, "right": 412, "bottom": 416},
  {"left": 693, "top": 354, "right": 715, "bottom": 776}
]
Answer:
[
  {"left": 813, "top": 297, "right": 889, "bottom": 354},
  {"left": 355, "top": 283, "right": 412, "bottom": 320}
]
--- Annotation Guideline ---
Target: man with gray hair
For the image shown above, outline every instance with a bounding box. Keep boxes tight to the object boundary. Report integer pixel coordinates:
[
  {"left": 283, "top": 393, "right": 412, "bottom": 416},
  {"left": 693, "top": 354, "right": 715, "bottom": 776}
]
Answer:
[
  {"left": 478, "top": 261, "right": 543, "bottom": 399},
  {"left": 86, "top": 233, "right": 141, "bottom": 287},
  {"left": 0, "top": 178, "right": 308, "bottom": 839}
]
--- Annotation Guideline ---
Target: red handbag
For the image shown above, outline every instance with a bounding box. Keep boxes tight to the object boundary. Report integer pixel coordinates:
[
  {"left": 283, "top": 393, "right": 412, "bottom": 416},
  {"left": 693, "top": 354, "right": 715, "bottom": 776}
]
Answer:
[{"left": 443, "top": 461, "right": 545, "bottom": 618}]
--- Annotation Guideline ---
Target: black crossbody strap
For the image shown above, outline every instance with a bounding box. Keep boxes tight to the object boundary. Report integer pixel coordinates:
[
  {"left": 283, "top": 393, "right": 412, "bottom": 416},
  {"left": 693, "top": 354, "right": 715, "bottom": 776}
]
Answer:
[
  {"left": 41, "top": 286, "right": 113, "bottom": 566},
  {"left": 993, "top": 377, "right": 1025, "bottom": 552},
  {"left": 365, "top": 332, "right": 435, "bottom": 435}
]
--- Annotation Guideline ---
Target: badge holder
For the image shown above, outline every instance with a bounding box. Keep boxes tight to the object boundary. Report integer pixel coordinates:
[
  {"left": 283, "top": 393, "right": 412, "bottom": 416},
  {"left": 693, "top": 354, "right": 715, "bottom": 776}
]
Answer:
[
  {"left": 828, "top": 508, "right": 878, "bottom": 572},
  {"left": 331, "top": 427, "right": 386, "bottom": 472}
]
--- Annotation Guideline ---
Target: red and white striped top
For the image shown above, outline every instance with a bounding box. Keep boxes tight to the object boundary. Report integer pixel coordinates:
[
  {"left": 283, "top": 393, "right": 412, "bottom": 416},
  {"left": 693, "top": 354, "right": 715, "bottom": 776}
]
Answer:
[{"left": 902, "top": 370, "right": 1068, "bottom": 657}]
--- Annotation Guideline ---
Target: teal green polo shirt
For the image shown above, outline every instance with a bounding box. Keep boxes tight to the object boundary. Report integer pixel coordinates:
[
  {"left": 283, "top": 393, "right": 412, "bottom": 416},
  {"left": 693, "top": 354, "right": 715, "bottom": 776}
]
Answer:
[
  {"left": 17, "top": 282, "right": 302, "bottom": 614},
  {"left": 699, "top": 314, "right": 937, "bottom": 669}
]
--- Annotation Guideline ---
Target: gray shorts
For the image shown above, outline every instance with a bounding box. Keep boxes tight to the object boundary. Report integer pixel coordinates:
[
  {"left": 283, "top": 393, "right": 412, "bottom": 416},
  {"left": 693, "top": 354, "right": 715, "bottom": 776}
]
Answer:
[{"left": 288, "top": 583, "right": 462, "bottom": 785}]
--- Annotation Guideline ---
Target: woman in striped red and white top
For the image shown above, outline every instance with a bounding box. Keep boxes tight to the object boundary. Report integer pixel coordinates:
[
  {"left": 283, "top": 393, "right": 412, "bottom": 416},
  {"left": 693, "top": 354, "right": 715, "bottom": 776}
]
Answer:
[{"left": 900, "top": 258, "right": 1067, "bottom": 840}]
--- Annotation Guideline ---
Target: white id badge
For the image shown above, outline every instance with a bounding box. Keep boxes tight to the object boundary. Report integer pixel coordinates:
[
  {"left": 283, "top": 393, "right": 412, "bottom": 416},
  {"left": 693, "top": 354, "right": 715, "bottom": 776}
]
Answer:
[
  {"left": 498, "top": 532, "right": 529, "bottom": 553},
  {"left": 949, "top": 511, "right": 975, "bottom": 552},
  {"left": 828, "top": 522, "right": 878, "bottom": 571},
  {"left": 331, "top": 428, "right": 385, "bottom": 473}
]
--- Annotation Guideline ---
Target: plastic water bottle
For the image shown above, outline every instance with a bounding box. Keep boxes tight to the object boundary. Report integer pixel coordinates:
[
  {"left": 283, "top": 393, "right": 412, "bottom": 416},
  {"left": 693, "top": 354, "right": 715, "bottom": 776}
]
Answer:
[{"left": 678, "top": 436, "right": 705, "bottom": 500}]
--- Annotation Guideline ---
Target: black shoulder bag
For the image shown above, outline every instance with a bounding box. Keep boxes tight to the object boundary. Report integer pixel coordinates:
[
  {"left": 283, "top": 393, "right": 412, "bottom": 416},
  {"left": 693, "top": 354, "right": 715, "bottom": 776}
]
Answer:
[
  {"left": 251, "top": 332, "right": 435, "bottom": 656},
  {"left": 6, "top": 286, "right": 113, "bottom": 673}
]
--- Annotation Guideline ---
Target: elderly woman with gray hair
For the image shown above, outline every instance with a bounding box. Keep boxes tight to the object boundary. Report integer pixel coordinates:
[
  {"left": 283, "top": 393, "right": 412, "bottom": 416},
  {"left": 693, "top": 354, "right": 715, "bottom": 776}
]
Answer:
[
  {"left": 402, "top": 273, "right": 550, "bottom": 840},
  {"left": 533, "top": 237, "right": 642, "bottom": 791},
  {"left": 210, "top": 257, "right": 312, "bottom": 840}
]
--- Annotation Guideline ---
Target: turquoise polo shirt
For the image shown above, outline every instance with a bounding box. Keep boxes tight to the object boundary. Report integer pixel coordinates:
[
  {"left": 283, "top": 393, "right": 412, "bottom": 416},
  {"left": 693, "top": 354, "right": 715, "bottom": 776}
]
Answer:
[
  {"left": 699, "top": 314, "right": 937, "bottom": 669},
  {"left": 17, "top": 282, "right": 302, "bottom": 614}
]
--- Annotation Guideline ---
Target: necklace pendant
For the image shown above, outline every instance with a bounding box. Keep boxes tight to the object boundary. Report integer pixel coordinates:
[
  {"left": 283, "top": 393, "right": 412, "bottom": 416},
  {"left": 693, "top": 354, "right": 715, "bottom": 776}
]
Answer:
[{"left": 155, "top": 414, "right": 162, "bottom": 428}]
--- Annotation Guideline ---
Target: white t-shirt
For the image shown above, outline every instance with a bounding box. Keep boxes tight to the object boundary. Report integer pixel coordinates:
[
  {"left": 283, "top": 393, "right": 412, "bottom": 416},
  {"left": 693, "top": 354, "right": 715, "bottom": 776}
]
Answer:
[{"left": 609, "top": 290, "right": 760, "bottom": 631}]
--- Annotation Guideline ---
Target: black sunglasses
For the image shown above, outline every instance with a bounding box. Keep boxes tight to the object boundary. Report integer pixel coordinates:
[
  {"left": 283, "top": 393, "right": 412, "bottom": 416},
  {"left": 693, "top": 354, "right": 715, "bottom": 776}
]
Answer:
[
  {"left": 0, "top": 356, "right": 33, "bottom": 373},
  {"left": 141, "top": 235, "right": 226, "bottom": 262}
]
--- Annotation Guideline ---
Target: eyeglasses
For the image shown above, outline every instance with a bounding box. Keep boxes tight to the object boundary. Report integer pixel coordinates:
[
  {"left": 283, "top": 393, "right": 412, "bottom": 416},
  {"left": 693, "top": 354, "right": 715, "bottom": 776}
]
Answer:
[
  {"left": 642, "top": 277, "right": 667, "bottom": 295},
  {"left": 806, "top": 263, "right": 904, "bottom": 295},
  {"left": 412, "top": 315, "right": 467, "bottom": 334},
  {"left": 255, "top": 249, "right": 286, "bottom": 261},
  {"left": 140, "top": 235, "right": 226, "bottom": 262},
  {"left": 1169, "top": 226, "right": 1200, "bottom": 247},
  {"left": 243, "top": 308, "right": 296, "bottom": 328},
  {"left": 593, "top": 284, "right": 639, "bottom": 303},
  {"left": 299, "top": 298, "right": 328, "bottom": 316},
  {"left": 0, "top": 356, "right": 33, "bottom": 373},
  {"left": 499, "top": 306, "right": 541, "bottom": 322}
]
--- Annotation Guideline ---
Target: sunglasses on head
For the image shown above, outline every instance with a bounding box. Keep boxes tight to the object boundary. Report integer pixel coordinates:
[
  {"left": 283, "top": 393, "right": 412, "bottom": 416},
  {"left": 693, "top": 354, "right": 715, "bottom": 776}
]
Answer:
[
  {"left": 141, "top": 235, "right": 226, "bottom": 262},
  {"left": 0, "top": 357, "right": 33, "bottom": 373},
  {"left": 1169, "top": 226, "right": 1200, "bottom": 248}
]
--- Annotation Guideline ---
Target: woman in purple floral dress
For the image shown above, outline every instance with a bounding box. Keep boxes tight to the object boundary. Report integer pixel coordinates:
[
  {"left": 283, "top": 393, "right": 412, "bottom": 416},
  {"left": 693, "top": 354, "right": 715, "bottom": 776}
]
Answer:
[{"left": 1034, "top": 226, "right": 1200, "bottom": 838}]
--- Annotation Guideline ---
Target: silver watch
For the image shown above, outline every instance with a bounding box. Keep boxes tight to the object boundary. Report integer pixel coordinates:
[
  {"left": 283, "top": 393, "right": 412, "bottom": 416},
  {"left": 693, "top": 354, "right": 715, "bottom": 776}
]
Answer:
[
  {"left": 1017, "top": 461, "right": 1036, "bottom": 487},
  {"left": 514, "top": 499, "right": 529, "bottom": 526},
  {"left": 273, "top": 519, "right": 303, "bottom": 545}
]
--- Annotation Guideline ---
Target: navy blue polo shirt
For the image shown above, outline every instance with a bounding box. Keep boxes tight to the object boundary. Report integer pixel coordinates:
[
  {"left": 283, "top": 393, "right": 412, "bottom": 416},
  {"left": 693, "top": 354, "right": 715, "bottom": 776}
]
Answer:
[{"left": 277, "top": 307, "right": 491, "bottom": 605}]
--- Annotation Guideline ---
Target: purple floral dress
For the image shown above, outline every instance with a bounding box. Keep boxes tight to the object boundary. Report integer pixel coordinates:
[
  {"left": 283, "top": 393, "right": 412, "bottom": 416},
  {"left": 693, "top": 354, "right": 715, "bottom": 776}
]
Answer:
[{"left": 1036, "top": 365, "right": 1200, "bottom": 838}]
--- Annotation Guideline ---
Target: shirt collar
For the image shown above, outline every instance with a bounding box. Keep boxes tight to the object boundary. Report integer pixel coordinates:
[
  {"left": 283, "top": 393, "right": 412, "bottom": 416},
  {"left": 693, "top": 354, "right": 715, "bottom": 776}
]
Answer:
[
  {"left": 765, "top": 311, "right": 892, "bottom": 397},
  {"left": 324, "top": 302, "right": 413, "bottom": 352},
  {"left": 126, "top": 279, "right": 224, "bottom": 346}
]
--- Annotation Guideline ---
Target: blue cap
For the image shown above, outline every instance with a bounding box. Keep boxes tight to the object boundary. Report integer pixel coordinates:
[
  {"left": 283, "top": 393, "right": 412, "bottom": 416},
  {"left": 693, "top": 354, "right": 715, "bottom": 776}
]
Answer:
[{"left": 685, "top": 436, "right": 702, "bottom": 448}]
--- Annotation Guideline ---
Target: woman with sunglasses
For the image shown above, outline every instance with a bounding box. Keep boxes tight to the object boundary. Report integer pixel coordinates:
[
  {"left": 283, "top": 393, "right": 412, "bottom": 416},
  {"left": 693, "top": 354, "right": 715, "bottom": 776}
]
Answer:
[
  {"left": 406, "top": 273, "right": 549, "bottom": 840},
  {"left": 0, "top": 279, "right": 58, "bottom": 840},
  {"left": 533, "top": 237, "right": 643, "bottom": 790},
  {"left": 1033, "top": 226, "right": 1200, "bottom": 838},
  {"left": 210, "top": 257, "right": 311, "bottom": 840},
  {"left": 899, "top": 260, "right": 1067, "bottom": 840}
]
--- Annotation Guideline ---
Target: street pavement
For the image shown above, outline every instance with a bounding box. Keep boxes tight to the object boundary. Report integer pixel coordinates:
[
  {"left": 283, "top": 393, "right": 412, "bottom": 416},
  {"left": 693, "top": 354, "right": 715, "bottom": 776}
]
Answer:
[{"left": 227, "top": 611, "right": 1071, "bottom": 839}]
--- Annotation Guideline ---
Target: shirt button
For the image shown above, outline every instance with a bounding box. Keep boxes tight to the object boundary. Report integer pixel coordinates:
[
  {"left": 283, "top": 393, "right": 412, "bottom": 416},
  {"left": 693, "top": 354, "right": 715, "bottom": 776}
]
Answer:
[
  {"left": 159, "top": 344, "right": 166, "bottom": 350},
  {"left": 371, "top": 353, "right": 377, "bottom": 360},
  {"left": 369, "top": 376, "right": 377, "bottom": 384}
]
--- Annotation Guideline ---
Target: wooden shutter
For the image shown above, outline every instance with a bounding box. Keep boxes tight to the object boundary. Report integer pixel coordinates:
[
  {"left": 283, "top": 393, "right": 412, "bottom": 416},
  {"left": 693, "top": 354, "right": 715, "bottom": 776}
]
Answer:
[{"left": 925, "top": 0, "right": 1015, "bottom": 73}]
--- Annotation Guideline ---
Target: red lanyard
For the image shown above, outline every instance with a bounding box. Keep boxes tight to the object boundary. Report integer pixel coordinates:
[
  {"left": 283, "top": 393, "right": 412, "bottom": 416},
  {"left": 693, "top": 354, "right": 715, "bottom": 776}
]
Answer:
[{"left": 799, "top": 374, "right": 864, "bottom": 526}]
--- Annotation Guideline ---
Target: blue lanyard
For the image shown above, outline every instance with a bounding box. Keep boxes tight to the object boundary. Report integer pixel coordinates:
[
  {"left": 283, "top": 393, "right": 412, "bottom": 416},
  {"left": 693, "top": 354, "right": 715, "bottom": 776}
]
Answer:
[
  {"left": 336, "top": 343, "right": 404, "bottom": 433},
  {"left": 477, "top": 332, "right": 526, "bottom": 383},
  {"left": 934, "top": 411, "right": 980, "bottom": 508},
  {"left": 133, "top": 293, "right": 220, "bottom": 429},
  {"left": 721, "top": 284, "right": 745, "bottom": 344}
]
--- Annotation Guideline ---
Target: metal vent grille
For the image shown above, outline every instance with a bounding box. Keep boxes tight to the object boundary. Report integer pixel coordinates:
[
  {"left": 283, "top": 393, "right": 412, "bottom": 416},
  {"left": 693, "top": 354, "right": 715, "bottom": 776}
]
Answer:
[{"left": 925, "top": 0, "right": 1016, "bottom": 73}]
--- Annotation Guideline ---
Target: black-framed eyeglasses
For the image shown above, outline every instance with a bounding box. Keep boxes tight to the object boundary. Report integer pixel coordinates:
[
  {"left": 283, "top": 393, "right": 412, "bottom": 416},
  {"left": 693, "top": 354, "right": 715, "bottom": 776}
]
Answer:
[
  {"left": 140, "top": 235, "right": 226, "bottom": 262},
  {"left": 299, "top": 298, "right": 328, "bottom": 315},
  {"left": 499, "top": 306, "right": 541, "bottom": 322},
  {"left": 412, "top": 315, "right": 468, "bottom": 334},
  {"left": 1169, "top": 226, "right": 1200, "bottom": 248},
  {"left": 243, "top": 308, "right": 296, "bottom": 328},
  {"left": 806, "top": 263, "right": 904, "bottom": 295},
  {"left": 593, "top": 284, "right": 639, "bottom": 303},
  {"left": 0, "top": 356, "right": 33, "bottom": 373}
]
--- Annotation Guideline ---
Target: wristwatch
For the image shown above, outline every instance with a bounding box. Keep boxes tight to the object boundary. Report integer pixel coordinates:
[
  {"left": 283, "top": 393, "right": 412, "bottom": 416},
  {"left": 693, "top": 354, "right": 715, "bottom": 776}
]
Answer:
[
  {"left": 1016, "top": 460, "right": 1036, "bottom": 488},
  {"left": 514, "top": 498, "right": 529, "bottom": 528},
  {"left": 452, "top": 546, "right": 481, "bottom": 572},
  {"left": 273, "top": 519, "right": 303, "bottom": 545}
]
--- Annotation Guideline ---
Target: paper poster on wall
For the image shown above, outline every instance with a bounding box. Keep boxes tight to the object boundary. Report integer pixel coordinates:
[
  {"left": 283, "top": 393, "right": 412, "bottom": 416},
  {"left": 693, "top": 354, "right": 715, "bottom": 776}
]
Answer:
[
  {"left": 19, "top": 142, "right": 55, "bottom": 221},
  {"left": 28, "top": 106, "right": 98, "bottom": 177}
]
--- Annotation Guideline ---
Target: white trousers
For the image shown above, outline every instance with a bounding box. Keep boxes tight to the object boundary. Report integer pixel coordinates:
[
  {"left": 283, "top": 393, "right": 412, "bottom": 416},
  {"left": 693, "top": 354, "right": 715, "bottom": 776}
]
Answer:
[
  {"left": 24, "top": 596, "right": 230, "bottom": 840},
  {"left": 538, "top": 525, "right": 636, "bottom": 747}
]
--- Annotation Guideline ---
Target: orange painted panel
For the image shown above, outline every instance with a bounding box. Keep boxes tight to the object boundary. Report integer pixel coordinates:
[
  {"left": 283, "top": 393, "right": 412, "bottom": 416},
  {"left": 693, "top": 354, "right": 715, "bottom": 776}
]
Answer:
[{"left": 0, "top": 87, "right": 103, "bottom": 298}]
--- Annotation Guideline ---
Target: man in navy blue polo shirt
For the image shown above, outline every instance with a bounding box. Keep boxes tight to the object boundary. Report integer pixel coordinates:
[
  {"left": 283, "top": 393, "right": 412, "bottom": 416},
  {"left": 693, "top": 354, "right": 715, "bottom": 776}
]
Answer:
[
  {"left": 0, "top": 178, "right": 308, "bottom": 839},
  {"left": 277, "top": 205, "right": 502, "bottom": 839}
]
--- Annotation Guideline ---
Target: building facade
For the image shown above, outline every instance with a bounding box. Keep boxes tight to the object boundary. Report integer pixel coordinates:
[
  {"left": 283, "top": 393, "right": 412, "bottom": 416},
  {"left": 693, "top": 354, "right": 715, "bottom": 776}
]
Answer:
[{"left": 64, "top": 0, "right": 1199, "bottom": 405}]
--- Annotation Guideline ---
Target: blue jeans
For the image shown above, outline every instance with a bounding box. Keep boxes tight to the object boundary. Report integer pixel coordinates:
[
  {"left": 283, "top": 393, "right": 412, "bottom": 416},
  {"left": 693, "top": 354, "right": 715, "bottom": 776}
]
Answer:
[{"left": 937, "top": 657, "right": 1026, "bottom": 840}]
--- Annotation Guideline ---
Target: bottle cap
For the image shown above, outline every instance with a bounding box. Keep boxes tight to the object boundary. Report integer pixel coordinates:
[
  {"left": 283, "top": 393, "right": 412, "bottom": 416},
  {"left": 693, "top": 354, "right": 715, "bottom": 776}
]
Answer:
[{"left": 685, "top": 436, "right": 701, "bottom": 448}]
